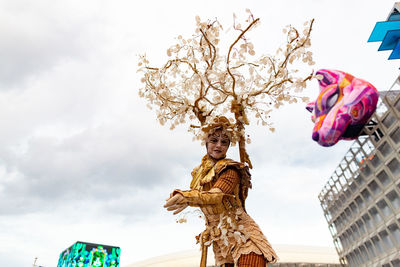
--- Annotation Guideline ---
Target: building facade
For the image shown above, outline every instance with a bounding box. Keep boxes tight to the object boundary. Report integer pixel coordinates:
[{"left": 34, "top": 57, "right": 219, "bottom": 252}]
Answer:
[{"left": 319, "top": 89, "right": 400, "bottom": 266}]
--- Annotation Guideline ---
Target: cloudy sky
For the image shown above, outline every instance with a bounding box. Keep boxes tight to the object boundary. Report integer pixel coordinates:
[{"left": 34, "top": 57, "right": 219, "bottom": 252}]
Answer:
[{"left": 0, "top": 0, "right": 399, "bottom": 266}]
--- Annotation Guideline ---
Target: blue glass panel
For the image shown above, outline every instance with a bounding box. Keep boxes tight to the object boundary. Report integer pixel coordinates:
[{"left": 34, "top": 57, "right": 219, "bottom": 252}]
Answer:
[
  {"left": 378, "top": 29, "right": 400, "bottom": 50},
  {"left": 368, "top": 21, "right": 400, "bottom": 42},
  {"left": 389, "top": 41, "right": 400, "bottom": 59},
  {"left": 388, "top": 13, "right": 400, "bottom": 21}
]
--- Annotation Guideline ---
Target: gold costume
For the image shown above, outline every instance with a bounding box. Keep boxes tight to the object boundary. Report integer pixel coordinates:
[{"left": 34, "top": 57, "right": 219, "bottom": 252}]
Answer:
[{"left": 173, "top": 155, "right": 278, "bottom": 267}]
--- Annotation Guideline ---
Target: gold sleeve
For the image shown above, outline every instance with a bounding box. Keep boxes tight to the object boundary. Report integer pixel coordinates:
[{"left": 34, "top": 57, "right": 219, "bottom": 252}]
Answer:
[
  {"left": 173, "top": 188, "right": 225, "bottom": 206},
  {"left": 172, "top": 168, "right": 240, "bottom": 207},
  {"left": 213, "top": 168, "right": 240, "bottom": 194}
]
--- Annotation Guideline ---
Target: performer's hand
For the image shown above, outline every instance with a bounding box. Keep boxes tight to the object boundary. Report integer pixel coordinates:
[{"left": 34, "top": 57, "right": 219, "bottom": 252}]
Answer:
[
  {"left": 171, "top": 203, "right": 189, "bottom": 215},
  {"left": 164, "top": 193, "right": 185, "bottom": 207},
  {"left": 164, "top": 194, "right": 188, "bottom": 214}
]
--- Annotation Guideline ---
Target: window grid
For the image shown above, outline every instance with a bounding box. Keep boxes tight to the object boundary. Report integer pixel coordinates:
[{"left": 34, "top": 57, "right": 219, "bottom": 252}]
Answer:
[{"left": 319, "top": 91, "right": 400, "bottom": 266}]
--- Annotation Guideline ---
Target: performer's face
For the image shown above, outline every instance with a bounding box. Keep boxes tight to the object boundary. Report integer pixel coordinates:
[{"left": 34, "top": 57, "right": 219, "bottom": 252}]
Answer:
[{"left": 206, "top": 130, "right": 230, "bottom": 160}]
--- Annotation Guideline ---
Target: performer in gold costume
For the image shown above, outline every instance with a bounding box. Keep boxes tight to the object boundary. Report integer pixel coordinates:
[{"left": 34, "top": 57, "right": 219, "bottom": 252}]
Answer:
[{"left": 164, "top": 117, "right": 278, "bottom": 267}]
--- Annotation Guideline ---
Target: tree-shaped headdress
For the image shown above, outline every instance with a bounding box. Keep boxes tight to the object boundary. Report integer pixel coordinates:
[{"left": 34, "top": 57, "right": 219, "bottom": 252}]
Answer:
[{"left": 138, "top": 11, "right": 315, "bottom": 168}]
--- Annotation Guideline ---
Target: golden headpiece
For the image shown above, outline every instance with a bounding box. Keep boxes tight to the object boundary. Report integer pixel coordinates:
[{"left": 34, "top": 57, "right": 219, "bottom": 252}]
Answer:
[{"left": 201, "top": 116, "right": 236, "bottom": 143}]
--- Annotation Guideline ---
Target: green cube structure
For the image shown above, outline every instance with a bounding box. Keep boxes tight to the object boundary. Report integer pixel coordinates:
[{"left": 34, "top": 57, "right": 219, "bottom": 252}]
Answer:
[{"left": 57, "top": 241, "right": 120, "bottom": 267}]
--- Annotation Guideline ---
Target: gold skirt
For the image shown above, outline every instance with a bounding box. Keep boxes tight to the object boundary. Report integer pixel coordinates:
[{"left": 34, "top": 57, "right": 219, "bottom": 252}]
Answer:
[{"left": 202, "top": 207, "right": 278, "bottom": 266}]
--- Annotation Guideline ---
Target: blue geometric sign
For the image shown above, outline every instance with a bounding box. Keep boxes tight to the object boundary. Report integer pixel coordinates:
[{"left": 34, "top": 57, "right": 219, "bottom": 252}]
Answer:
[{"left": 368, "top": 4, "right": 400, "bottom": 60}]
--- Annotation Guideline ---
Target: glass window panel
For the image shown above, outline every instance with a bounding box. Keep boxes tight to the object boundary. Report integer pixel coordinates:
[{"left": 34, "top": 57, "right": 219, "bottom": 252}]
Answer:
[
  {"left": 361, "top": 164, "right": 372, "bottom": 178},
  {"left": 382, "top": 112, "right": 396, "bottom": 129},
  {"left": 358, "top": 244, "right": 369, "bottom": 263},
  {"left": 389, "top": 127, "right": 400, "bottom": 144},
  {"left": 388, "top": 157, "right": 400, "bottom": 176},
  {"left": 350, "top": 181, "right": 358, "bottom": 193},
  {"left": 388, "top": 223, "right": 400, "bottom": 245},
  {"left": 339, "top": 175, "right": 347, "bottom": 186},
  {"left": 361, "top": 188, "right": 373, "bottom": 203},
  {"left": 351, "top": 224, "right": 360, "bottom": 240},
  {"left": 325, "top": 210, "right": 332, "bottom": 221},
  {"left": 365, "top": 240, "right": 377, "bottom": 258},
  {"left": 344, "top": 168, "right": 352, "bottom": 179},
  {"left": 329, "top": 205, "right": 337, "bottom": 218},
  {"left": 339, "top": 162, "right": 347, "bottom": 172},
  {"left": 379, "top": 230, "right": 394, "bottom": 249},
  {"left": 373, "top": 127, "right": 385, "bottom": 142},
  {"left": 377, "top": 170, "right": 391, "bottom": 187},
  {"left": 344, "top": 187, "right": 352, "bottom": 199},
  {"left": 333, "top": 219, "right": 340, "bottom": 232},
  {"left": 368, "top": 180, "right": 382, "bottom": 196},
  {"left": 355, "top": 150, "right": 365, "bottom": 164},
  {"left": 369, "top": 207, "right": 383, "bottom": 224},
  {"left": 351, "top": 252, "right": 360, "bottom": 266},
  {"left": 353, "top": 248, "right": 364, "bottom": 264},
  {"left": 378, "top": 141, "right": 393, "bottom": 158},
  {"left": 355, "top": 174, "right": 366, "bottom": 185},
  {"left": 326, "top": 213, "right": 332, "bottom": 222},
  {"left": 329, "top": 224, "right": 337, "bottom": 236},
  {"left": 342, "top": 213, "right": 348, "bottom": 226},
  {"left": 377, "top": 199, "right": 393, "bottom": 217},
  {"left": 345, "top": 207, "right": 353, "bottom": 221},
  {"left": 345, "top": 254, "right": 353, "bottom": 266},
  {"left": 363, "top": 213, "right": 374, "bottom": 231},
  {"left": 335, "top": 181, "right": 343, "bottom": 191},
  {"left": 376, "top": 99, "right": 388, "bottom": 117},
  {"left": 371, "top": 235, "right": 384, "bottom": 255},
  {"left": 355, "top": 195, "right": 365, "bottom": 210},
  {"left": 338, "top": 214, "right": 345, "bottom": 230},
  {"left": 346, "top": 229, "right": 355, "bottom": 243},
  {"left": 335, "top": 199, "right": 342, "bottom": 210},
  {"left": 356, "top": 219, "right": 367, "bottom": 235},
  {"left": 347, "top": 252, "right": 357, "bottom": 266},
  {"left": 370, "top": 153, "right": 382, "bottom": 167},
  {"left": 334, "top": 238, "right": 343, "bottom": 252},
  {"left": 350, "top": 201, "right": 359, "bottom": 216},
  {"left": 349, "top": 160, "right": 359, "bottom": 173},
  {"left": 362, "top": 139, "right": 375, "bottom": 154},
  {"left": 386, "top": 190, "right": 400, "bottom": 210},
  {"left": 339, "top": 234, "right": 348, "bottom": 249}
]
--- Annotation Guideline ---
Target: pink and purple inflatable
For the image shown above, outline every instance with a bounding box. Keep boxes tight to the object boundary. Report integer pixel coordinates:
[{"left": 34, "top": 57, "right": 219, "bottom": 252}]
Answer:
[{"left": 306, "top": 69, "right": 379, "bottom": 147}]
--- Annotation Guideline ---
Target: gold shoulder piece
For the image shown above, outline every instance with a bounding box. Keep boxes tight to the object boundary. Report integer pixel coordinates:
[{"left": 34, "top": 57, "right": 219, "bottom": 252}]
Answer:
[
  {"left": 214, "top": 158, "right": 243, "bottom": 175},
  {"left": 200, "top": 167, "right": 215, "bottom": 186}
]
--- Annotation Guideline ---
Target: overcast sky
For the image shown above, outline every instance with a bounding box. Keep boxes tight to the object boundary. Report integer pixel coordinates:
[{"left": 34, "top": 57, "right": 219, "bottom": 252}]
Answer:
[{"left": 0, "top": 1, "right": 399, "bottom": 266}]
